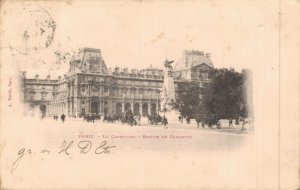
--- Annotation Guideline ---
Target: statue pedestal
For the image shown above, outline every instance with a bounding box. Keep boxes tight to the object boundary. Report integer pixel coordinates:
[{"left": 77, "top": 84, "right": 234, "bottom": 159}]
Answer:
[
  {"left": 163, "top": 71, "right": 176, "bottom": 102},
  {"left": 160, "top": 59, "right": 182, "bottom": 124},
  {"left": 161, "top": 109, "right": 181, "bottom": 125}
]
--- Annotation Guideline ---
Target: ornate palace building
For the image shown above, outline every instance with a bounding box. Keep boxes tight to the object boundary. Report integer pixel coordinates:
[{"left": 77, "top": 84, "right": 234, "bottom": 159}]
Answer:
[{"left": 21, "top": 48, "right": 213, "bottom": 118}]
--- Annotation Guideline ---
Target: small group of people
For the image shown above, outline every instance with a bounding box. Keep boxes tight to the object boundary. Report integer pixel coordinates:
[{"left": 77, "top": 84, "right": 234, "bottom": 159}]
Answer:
[
  {"left": 52, "top": 114, "right": 66, "bottom": 123},
  {"left": 53, "top": 114, "right": 59, "bottom": 121},
  {"left": 133, "top": 115, "right": 141, "bottom": 126},
  {"left": 83, "top": 114, "right": 101, "bottom": 123},
  {"left": 147, "top": 113, "right": 162, "bottom": 125},
  {"left": 178, "top": 115, "right": 191, "bottom": 124},
  {"left": 229, "top": 117, "right": 242, "bottom": 126},
  {"left": 229, "top": 116, "right": 252, "bottom": 132},
  {"left": 49, "top": 110, "right": 170, "bottom": 129}
]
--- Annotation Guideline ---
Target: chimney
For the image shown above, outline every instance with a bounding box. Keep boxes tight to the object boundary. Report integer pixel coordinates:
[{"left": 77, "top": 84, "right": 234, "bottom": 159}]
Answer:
[
  {"left": 206, "top": 53, "right": 210, "bottom": 58},
  {"left": 131, "top": 69, "right": 137, "bottom": 74},
  {"left": 184, "top": 50, "right": 189, "bottom": 56},
  {"left": 47, "top": 75, "right": 50, "bottom": 80},
  {"left": 64, "top": 74, "right": 67, "bottom": 79},
  {"left": 123, "top": 68, "right": 128, "bottom": 73},
  {"left": 115, "top": 66, "right": 120, "bottom": 73},
  {"left": 58, "top": 76, "right": 61, "bottom": 80},
  {"left": 35, "top": 74, "right": 39, "bottom": 80}
]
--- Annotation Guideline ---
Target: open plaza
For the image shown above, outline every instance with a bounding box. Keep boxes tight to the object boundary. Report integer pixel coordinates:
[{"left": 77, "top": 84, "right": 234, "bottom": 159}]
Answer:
[{"left": 1, "top": 116, "right": 256, "bottom": 189}]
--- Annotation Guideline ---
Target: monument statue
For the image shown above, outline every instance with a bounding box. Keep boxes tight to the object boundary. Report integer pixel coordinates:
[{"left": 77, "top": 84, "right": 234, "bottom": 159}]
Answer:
[
  {"left": 160, "top": 58, "right": 176, "bottom": 112},
  {"left": 164, "top": 59, "right": 174, "bottom": 71}
]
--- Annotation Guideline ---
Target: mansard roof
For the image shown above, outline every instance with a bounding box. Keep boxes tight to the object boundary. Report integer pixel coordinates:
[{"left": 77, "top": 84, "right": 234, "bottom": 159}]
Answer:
[
  {"left": 174, "top": 50, "right": 214, "bottom": 70},
  {"left": 140, "top": 65, "right": 163, "bottom": 76},
  {"left": 79, "top": 47, "right": 101, "bottom": 53},
  {"left": 70, "top": 48, "right": 108, "bottom": 74},
  {"left": 144, "top": 64, "right": 161, "bottom": 71}
]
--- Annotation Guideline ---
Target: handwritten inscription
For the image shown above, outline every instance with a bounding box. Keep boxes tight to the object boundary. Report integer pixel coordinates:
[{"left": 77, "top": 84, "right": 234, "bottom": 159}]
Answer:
[{"left": 11, "top": 140, "right": 116, "bottom": 174}]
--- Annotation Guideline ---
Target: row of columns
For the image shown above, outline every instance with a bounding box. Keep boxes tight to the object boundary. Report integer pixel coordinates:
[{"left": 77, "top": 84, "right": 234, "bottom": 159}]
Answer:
[
  {"left": 118, "top": 102, "right": 159, "bottom": 115},
  {"left": 48, "top": 102, "right": 67, "bottom": 115},
  {"left": 67, "top": 82, "right": 75, "bottom": 97},
  {"left": 67, "top": 81, "right": 75, "bottom": 116},
  {"left": 86, "top": 100, "right": 106, "bottom": 114},
  {"left": 115, "top": 89, "right": 160, "bottom": 99},
  {"left": 85, "top": 83, "right": 108, "bottom": 96}
]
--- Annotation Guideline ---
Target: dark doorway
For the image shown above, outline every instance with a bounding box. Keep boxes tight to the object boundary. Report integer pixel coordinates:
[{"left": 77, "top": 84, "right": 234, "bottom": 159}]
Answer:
[
  {"left": 142, "top": 103, "right": 148, "bottom": 116},
  {"left": 151, "top": 103, "right": 156, "bottom": 115},
  {"left": 125, "top": 103, "right": 131, "bottom": 112},
  {"left": 91, "top": 101, "right": 99, "bottom": 114},
  {"left": 40, "top": 104, "right": 46, "bottom": 118},
  {"left": 133, "top": 103, "right": 140, "bottom": 115},
  {"left": 116, "top": 103, "right": 122, "bottom": 115}
]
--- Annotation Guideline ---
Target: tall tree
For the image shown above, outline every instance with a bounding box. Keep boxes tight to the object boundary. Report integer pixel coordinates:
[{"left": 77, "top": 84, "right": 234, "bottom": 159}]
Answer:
[
  {"left": 201, "top": 68, "right": 247, "bottom": 119},
  {"left": 175, "top": 81, "right": 200, "bottom": 117}
]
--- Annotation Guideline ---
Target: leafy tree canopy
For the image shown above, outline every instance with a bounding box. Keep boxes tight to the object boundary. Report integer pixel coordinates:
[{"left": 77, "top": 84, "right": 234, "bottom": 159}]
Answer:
[
  {"left": 202, "top": 68, "right": 248, "bottom": 119},
  {"left": 174, "top": 68, "right": 250, "bottom": 119},
  {"left": 174, "top": 81, "right": 200, "bottom": 117}
]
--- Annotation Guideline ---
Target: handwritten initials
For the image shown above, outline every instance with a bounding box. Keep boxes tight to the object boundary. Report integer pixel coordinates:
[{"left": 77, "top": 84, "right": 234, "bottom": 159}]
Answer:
[{"left": 58, "top": 141, "right": 73, "bottom": 155}]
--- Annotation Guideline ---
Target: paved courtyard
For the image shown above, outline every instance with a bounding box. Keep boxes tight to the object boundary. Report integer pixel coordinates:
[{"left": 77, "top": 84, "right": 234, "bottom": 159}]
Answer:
[
  {"left": 49, "top": 116, "right": 254, "bottom": 135},
  {"left": 2, "top": 116, "right": 257, "bottom": 189}
]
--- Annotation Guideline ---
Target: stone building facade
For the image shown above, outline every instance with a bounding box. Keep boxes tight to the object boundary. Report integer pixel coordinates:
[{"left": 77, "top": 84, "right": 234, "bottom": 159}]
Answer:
[
  {"left": 173, "top": 50, "right": 213, "bottom": 100},
  {"left": 173, "top": 50, "right": 213, "bottom": 85},
  {"left": 21, "top": 48, "right": 213, "bottom": 117}
]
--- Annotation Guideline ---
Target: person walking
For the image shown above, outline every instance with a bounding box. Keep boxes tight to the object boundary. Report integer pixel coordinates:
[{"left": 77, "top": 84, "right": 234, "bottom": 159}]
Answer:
[
  {"left": 229, "top": 117, "right": 233, "bottom": 127},
  {"left": 241, "top": 117, "right": 248, "bottom": 132},
  {"left": 137, "top": 114, "right": 141, "bottom": 126},
  {"left": 186, "top": 115, "right": 191, "bottom": 124},
  {"left": 235, "top": 117, "right": 239, "bottom": 125},
  {"left": 162, "top": 116, "right": 168, "bottom": 129},
  {"left": 91, "top": 114, "right": 95, "bottom": 123},
  {"left": 61, "top": 113, "right": 66, "bottom": 123}
]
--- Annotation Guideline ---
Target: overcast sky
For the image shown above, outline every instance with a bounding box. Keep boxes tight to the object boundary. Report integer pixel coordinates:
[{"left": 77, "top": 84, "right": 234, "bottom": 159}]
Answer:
[{"left": 1, "top": 0, "right": 277, "bottom": 78}]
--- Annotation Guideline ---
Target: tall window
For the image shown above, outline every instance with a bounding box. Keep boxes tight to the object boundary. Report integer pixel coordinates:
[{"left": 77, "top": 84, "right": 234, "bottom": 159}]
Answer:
[
  {"left": 199, "top": 72, "right": 209, "bottom": 80},
  {"left": 29, "top": 91, "right": 35, "bottom": 100}
]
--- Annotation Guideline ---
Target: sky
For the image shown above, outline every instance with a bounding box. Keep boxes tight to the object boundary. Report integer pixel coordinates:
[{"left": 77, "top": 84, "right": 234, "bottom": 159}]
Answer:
[{"left": 1, "top": 0, "right": 271, "bottom": 78}]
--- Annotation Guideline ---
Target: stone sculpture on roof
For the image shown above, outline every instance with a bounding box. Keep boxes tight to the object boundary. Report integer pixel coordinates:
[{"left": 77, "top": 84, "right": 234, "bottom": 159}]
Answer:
[{"left": 164, "top": 59, "right": 174, "bottom": 72}]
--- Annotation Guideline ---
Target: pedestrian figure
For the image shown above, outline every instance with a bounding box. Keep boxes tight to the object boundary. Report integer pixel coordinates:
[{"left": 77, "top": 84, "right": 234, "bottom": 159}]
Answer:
[
  {"left": 91, "top": 114, "right": 95, "bottom": 123},
  {"left": 201, "top": 121, "right": 205, "bottom": 128},
  {"left": 178, "top": 115, "right": 181, "bottom": 122},
  {"left": 61, "top": 113, "right": 66, "bottom": 123},
  {"left": 137, "top": 114, "right": 141, "bottom": 126},
  {"left": 229, "top": 117, "right": 233, "bottom": 127},
  {"left": 241, "top": 117, "right": 248, "bottom": 132},
  {"left": 235, "top": 117, "right": 239, "bottom": 125},
  {"left": 186, "top": 116, "right": 190, "bottom": 124},
  {"left": 162, "top": 116, "right": 168, "bottom": 129}
]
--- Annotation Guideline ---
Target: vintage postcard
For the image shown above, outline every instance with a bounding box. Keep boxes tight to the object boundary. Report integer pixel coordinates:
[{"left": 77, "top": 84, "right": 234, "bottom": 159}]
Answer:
[{"left": 0, "top": 0, "right": 299, "bottom": 189}]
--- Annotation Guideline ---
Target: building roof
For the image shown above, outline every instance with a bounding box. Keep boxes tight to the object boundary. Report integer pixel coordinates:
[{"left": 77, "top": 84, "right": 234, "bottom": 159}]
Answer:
[
  {"left": 79, "top": 47, "right": 101, "bottom": 53},
  {"left": 174, "top": 50, "right": 214, "bottom": 70},
  {"left": 69, "top": 47, "right": 108, "bottom": 74},
  {"left": 145, "top": 64, "right": 162, "bottom": 71},
  {"left": 139, "top": 65, "right": 163, "bottom": 76}
]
